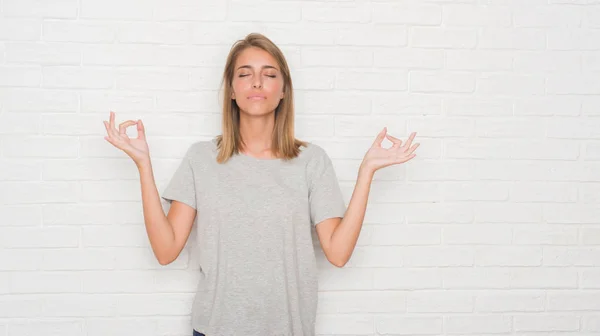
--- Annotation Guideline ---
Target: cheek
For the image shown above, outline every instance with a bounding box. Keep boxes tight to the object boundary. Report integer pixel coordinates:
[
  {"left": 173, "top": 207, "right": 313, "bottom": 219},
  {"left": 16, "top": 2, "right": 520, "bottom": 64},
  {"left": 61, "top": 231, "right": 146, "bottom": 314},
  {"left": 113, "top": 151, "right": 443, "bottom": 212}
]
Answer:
[
  {"left": 231, "top": 80, "right": 244, "bottom": 93},
  {"left": 265, "top": 80, "right": 284, "bottom": 95}
]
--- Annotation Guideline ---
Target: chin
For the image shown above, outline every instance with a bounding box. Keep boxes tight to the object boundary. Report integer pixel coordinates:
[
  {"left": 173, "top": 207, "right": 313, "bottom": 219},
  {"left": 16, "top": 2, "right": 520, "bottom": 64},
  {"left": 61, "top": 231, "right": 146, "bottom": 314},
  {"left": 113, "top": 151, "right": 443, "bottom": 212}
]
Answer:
[{"left": 239, "top": 104, "right": 278, "bottom": 116}]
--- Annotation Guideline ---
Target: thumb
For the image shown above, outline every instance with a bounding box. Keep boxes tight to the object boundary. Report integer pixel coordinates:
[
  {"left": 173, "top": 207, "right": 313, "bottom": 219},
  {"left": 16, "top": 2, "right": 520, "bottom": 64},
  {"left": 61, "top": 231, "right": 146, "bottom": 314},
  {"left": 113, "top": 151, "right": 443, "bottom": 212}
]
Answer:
[
  {"left": 372, "top": 127, "right": 387, "bottom": 147},
  {"left": 137, "top": 119, "right": 146, "bottom": 140}
]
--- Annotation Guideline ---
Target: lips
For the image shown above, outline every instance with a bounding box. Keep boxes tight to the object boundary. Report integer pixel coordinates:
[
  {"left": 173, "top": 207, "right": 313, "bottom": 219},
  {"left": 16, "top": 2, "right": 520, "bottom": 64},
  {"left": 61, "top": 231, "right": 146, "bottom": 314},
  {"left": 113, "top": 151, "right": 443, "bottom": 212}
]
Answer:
[{"left": 248, "top": 95, "right": 266, "bottom": 100}]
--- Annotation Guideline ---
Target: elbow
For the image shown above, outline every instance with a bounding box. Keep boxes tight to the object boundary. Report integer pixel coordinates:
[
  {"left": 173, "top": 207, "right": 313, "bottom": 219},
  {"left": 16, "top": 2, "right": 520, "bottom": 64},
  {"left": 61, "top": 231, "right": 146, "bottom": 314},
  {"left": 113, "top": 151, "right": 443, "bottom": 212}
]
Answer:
[
  {"left": 329, "top": 257, "right": 348, "bottom": 268},
  {"left": 157, "top": 257, "right": 173, "bottom": 266},
  {"left": 325, "top": 249, "right": 350, "bottom": 268},
  {"left": 155, "top": 250, "right": 176, "bottom": 266}
]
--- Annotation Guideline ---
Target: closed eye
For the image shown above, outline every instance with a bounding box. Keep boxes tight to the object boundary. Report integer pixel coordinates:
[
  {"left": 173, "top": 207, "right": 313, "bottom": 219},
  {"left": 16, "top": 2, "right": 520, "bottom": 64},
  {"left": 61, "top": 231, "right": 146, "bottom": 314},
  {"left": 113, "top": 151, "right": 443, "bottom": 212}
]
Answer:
[{"left": 238, "top": 74, "right": 277, "bottom": 78}]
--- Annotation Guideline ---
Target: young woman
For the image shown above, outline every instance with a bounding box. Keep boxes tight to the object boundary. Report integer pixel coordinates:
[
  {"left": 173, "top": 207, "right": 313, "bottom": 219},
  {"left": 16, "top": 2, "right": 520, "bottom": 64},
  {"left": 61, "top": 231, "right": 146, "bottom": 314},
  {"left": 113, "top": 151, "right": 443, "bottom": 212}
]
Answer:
[{"left": 103, "top": 33, "right": 419, "bottom": 336}]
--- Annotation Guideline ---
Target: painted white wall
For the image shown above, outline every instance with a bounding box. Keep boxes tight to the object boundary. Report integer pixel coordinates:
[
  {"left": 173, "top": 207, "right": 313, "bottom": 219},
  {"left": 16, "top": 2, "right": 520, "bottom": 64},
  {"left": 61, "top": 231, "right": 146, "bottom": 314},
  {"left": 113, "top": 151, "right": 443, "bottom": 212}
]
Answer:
[{"left": 1, "top": 0, "right": 599, "bottom": 335}]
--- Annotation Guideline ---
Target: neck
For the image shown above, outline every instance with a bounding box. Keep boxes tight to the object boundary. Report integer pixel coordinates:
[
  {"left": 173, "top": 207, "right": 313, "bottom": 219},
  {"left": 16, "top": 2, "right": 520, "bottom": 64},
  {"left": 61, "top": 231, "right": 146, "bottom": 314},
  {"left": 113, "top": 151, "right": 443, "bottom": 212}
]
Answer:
[{"left": 238, "top": 111, "right": 275, "bottom": 155}]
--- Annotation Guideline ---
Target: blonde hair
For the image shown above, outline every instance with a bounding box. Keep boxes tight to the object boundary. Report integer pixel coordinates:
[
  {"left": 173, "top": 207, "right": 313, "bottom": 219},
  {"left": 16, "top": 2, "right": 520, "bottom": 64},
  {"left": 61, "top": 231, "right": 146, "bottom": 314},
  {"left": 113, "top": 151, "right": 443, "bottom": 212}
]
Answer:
[{"left": 214, "top": 32, "right": 307, "bottom": 163}]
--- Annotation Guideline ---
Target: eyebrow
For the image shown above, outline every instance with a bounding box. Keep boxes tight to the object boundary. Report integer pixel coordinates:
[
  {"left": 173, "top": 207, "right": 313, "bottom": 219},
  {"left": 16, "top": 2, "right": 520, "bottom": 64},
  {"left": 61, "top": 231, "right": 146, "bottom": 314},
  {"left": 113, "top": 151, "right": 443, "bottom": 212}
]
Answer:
[{"left": 236, "top": 65, "right": 279, "bottom": 71}]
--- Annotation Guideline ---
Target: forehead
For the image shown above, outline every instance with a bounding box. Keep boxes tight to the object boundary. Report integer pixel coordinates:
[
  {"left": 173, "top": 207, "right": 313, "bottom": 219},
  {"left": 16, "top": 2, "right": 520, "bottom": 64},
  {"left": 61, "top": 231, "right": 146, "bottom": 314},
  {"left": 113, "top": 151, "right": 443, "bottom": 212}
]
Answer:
[{"left": 235, "top": 47, "right": 278, "bottom": 68}]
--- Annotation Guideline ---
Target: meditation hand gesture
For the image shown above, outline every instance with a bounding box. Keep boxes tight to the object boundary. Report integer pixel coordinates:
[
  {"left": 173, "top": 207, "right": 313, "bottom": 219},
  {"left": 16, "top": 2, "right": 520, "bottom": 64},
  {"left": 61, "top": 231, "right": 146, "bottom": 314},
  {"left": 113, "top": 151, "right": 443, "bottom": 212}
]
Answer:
[
  {"left": 361, "top": 128, "right": 419, "bottom": 174},
  {"left": 103, "top": 111, "right": 150, "bottom": 167}
]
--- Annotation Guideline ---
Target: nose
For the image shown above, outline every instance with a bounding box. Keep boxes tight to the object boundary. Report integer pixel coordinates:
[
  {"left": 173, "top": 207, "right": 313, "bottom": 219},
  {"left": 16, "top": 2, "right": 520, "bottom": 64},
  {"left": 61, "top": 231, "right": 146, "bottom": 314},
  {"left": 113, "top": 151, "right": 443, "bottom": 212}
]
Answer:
[{"left": 252, "top": 77, "right": 262, "bottom": 89}]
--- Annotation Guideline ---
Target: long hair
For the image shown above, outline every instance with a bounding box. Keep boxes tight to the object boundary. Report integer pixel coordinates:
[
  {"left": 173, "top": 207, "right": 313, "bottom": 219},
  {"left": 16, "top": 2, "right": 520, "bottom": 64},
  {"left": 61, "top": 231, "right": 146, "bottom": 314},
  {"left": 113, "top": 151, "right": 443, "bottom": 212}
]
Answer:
[{"left": 214, "top": 33, "right": 307, "bottom": 163}]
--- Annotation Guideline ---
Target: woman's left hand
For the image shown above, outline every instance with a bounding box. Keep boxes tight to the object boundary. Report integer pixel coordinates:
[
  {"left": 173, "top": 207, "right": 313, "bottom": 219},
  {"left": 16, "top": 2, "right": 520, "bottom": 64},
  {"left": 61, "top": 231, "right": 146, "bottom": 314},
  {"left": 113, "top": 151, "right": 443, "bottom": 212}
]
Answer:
[{"left": 360, "top": 127, "right": 420, "bottom": 174}]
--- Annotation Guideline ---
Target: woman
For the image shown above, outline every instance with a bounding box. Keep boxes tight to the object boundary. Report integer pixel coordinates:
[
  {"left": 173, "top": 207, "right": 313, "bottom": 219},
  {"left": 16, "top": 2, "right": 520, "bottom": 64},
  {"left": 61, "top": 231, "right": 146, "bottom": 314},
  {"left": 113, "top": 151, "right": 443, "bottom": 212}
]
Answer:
[{"left": 103, "top": 33, "right": 419, "bottom": 336}]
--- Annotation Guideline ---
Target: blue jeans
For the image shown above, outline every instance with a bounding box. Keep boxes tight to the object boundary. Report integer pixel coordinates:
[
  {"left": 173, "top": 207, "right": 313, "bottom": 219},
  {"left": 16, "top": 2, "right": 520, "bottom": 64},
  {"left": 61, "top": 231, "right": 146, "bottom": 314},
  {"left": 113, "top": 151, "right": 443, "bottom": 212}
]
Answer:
[{"left": 193, "top": 331, "right": 205, "bottom": 336}]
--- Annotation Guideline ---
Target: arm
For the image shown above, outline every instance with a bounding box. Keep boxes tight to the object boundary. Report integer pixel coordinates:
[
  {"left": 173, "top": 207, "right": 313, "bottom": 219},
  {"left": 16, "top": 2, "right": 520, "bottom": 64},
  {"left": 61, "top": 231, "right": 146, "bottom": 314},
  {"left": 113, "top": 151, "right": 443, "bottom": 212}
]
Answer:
[
  {"left": 316, "top": 128, "right": 419, "bottom": 267},
  {"left": 102, "top": 111, "right": 195, "bottom": 266},
  {"left": 315, "top": 166, "right": 373, "bottom": 267},
  {"left": 138, "top": 162, "right": 196, "bottom": 265}
]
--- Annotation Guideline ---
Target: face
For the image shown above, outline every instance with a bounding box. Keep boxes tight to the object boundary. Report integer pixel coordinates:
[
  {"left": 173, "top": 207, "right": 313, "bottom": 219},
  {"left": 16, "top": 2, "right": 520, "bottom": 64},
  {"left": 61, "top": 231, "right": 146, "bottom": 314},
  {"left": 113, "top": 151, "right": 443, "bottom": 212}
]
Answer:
[{"left": 231, "top": 47, "right": 285, "bottom": 116}]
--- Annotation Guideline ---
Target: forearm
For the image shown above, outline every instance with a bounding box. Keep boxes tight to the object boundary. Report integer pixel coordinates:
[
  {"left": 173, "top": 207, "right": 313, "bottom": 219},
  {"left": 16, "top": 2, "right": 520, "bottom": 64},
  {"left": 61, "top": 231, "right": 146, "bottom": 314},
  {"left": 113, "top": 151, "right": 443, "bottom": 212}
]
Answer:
[
  {"left": 138, "top": 162, "right": 176, "bottom": 262},
  {"left": 326, "top": 128, "right": 419, "bottom": 266},
  {"left": 328, "top": 166, "right": 374, "bottom": 266}
]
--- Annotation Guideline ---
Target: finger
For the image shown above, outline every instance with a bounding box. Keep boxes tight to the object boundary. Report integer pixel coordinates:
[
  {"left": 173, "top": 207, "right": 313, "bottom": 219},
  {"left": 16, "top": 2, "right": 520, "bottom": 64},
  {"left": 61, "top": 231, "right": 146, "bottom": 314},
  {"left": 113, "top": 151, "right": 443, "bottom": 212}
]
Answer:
[
  {"left": 103, "top": 122, "right": 115, "bottom": 143},
  {"left": 108, "top": 111, "right": 119, "bottom": 137},
  {"left": 372, "top": 127, "right": 387, "bottom": 148},
  {"left": 403, "top": 132, "right": 417, "bottom": 149},
  {"left": 103, "top": 120, "right": 110, "bottom": 135},
  {"left": 396, "top": 152, "right": 416, "bottom": 164},
  {"left": 406, "top": 142, "right": 420, "bottom": 155},
  {"left": 109, "top": 111, "right": 115, "bottom": 130},
  {"left": 386, "top": 134, "right": 403, "bottom": 147},
  {"left": 119, "top": 120, "right": 137, "bottom": 136},
  {"left": 103, "top": 120, "right": 118, "bottom": 139},
  {"left": 137, "top": 119, "right": 146, "bottom": 140},
  {"left": 103, "top": 121, "right": 113, "bottom": 141}
]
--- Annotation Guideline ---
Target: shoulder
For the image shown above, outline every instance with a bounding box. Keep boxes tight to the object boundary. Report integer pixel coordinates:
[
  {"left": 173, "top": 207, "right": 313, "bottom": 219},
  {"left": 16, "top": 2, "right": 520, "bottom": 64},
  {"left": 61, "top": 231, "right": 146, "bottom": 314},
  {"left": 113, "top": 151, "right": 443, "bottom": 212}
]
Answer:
[
  {"left": 301, "top": 141, "right": 335, "bottom": 174},
  {"left": 182, "top": 139, "right": 216, "bottom": 163},
  {"left": 299, "top": 141, "right": 328, "bottom": 161}
]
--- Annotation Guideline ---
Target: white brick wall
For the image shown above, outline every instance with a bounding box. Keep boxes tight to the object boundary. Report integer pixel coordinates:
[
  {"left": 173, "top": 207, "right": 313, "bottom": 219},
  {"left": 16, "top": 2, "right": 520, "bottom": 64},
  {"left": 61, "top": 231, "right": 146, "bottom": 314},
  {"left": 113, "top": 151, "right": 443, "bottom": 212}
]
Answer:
[{"left": 1, "top": 0, "right": 599, "bottom": 335}]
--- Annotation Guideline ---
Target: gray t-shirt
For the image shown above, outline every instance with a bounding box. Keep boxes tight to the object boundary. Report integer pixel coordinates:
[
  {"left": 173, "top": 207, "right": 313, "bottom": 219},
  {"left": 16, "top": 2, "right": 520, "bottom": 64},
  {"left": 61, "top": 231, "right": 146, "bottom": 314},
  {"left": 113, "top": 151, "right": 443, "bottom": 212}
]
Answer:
[{"left": 160, "top": 138, "right": 346, "bottom": 335}]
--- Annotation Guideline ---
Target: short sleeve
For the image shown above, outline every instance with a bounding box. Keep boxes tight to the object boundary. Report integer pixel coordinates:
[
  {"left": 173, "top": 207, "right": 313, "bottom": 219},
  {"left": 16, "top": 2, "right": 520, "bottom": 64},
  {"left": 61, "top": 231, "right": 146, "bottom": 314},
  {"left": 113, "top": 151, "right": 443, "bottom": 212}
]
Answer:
[
  {"left": 161, "top": 146, "right": 197, "bottom": 210},
  {"left": 308, "top": 146, "right": 346, "bottom": 226}
]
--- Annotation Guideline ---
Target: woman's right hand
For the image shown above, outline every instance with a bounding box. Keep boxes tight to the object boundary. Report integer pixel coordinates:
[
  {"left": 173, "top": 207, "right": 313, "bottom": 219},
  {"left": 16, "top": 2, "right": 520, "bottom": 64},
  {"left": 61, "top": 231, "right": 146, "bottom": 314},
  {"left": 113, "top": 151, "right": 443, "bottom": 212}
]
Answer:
[{"left": 103, "top": 111, "right": 150, "bottom": 167}]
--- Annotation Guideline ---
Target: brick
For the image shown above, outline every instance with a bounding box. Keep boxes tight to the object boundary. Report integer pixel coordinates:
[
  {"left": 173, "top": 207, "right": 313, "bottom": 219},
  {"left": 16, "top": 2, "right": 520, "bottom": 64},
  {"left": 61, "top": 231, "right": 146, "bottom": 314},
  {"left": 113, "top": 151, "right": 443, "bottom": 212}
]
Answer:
[{"left": 3, "top": 0, "right": 78, "bottom": 18}]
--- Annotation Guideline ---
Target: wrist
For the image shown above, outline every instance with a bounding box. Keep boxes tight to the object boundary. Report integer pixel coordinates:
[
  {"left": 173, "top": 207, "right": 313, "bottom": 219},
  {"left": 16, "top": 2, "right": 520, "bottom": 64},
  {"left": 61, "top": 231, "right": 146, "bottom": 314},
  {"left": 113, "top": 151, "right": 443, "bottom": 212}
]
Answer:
[
  {"left": 136, "top": 159, "right": 152, "bottom": 172},
  {"left": 358, "top": 162, "right": 375, "bottom": 179}
]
